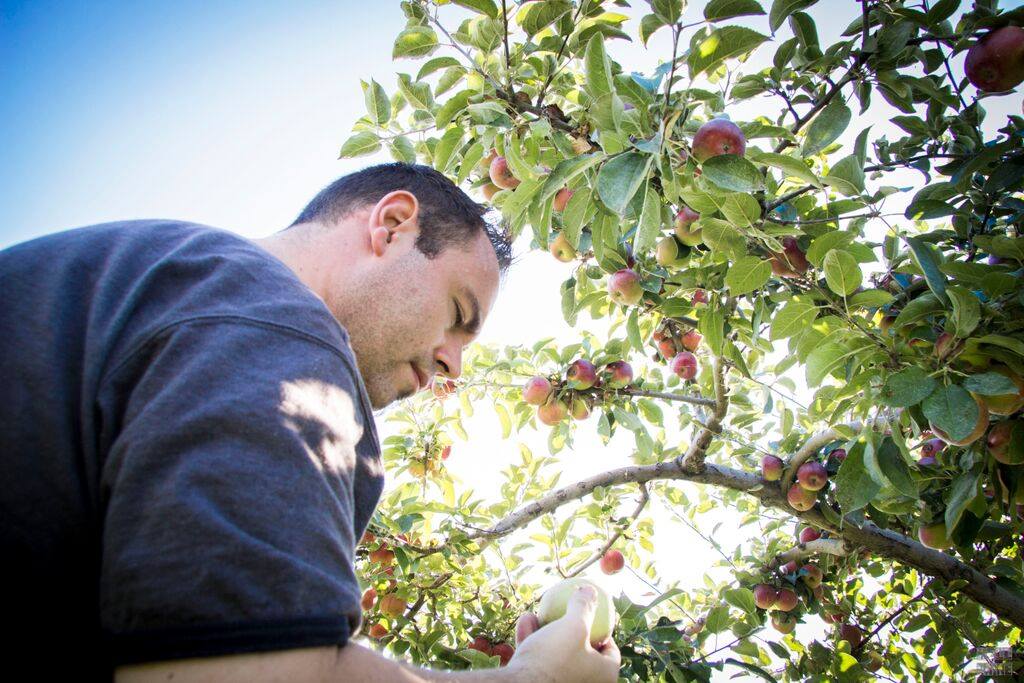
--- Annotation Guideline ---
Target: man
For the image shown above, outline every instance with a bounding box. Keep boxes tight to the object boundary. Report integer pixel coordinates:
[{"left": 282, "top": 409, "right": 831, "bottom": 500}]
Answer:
[{"left": 0, "top": 163, "right": 620, "bottom": 682}]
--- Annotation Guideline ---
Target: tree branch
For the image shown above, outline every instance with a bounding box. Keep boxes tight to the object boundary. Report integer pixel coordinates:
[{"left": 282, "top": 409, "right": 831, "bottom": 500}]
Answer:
[
  {"left": 620, "top": 387, "right": 716, "bottom": 407},
  {"left": 780, "top": 419, "right": 884, "bottom": 492},
  {"left": 771, "top": 537, "right": 850, "bottom": 567},
  {"left": 679, "top": 356, "right": 729, "bottom": 473},
  {"left": 566, "top": 484, "right": 649, "bottom": 577}
]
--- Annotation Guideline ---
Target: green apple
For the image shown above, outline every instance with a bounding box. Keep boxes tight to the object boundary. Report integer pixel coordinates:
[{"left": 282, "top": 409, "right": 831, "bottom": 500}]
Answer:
[{"left": 536, "top": 577, "right": 616, "bottom": 646}]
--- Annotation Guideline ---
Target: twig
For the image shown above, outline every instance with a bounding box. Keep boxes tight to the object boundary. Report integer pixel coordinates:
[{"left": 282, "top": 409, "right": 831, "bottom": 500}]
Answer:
[{"left": 566, "top": 484, "right": 649, "bottom": 577}]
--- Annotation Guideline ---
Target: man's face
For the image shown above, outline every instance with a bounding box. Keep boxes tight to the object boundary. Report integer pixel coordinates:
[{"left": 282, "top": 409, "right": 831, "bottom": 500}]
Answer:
[{"left": 339, "top": 230, "right": 500, "bottom": 409}]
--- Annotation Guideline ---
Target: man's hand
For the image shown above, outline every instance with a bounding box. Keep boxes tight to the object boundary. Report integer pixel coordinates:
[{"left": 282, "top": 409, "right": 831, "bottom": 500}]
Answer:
[{"left": 504, "top": 584, "right": 622, "bottom": 683}]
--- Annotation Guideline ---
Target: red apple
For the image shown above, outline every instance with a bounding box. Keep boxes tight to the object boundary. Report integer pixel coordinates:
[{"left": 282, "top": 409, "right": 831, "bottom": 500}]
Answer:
[
  {"left": 930, "top": 397, "right": 990, "bottom": 446},
  {"left": 600, "top": 549, "right": 625, "bottom": 574},
  {"left": 799, "top": 526, "right": 821, "bottom": 544},
  {"left": 965, "top": 26, "right": 1024, "bottom": 92},
  {"left": 977, "top": 366, "right": 1024, "bottom": 416},
  {"left": 489, "top": 156, "right": 520, "bottom": 189},
  {"left": 787, "top": 483, "right": 817, "bottom": 511},
  {"left": 552, "top": 187, "right": 574, "bottom": 212},
  {"left": 601, "top": 360, "right": 634, "bottom": 389},
  {"left": 491, "top": 642, "right": 515, "bottom": 666},
  {"left": 361, "top": 531, "right": 376, "bottom": 546},
  {"left": 918, "top": 522, "right": 952, "bottom": 549},
  {"left": 691, "top": 289, "right": 708, "bottom": 305},
  {"left": 361, "top": 588, "right": 377, "bottom": 611},
  {"left": 920, "top": 438, "right": 945, "bottom": 458},
  {"left": 781, "top": 560, "right": 798, "bottom": 575},
  {"left": 657, "top": 338, "right": 678, "bottom": 360},
  {"left": 671, "top": 352, "right": 698, "bottom": 380},
  {"left": 801, "top": 564, "right": 824, "bottom": 589},
  {"left": 988, "top": 419, "right": 1023, "bottom": 465},
  {"left": 608, "top": 269, "right": 644, "bottom": 305},
  {"left": 753, "top": 583, "right": 779, "bottom": 610},
  {"left": 566, "top": 359, "right": 598, "bottom": 390},
  {"left": 771, "top": 611, "right": 796, "bottom": 634},
  {"left": 368, "top": 623, "right": 388, "bottom": 639},
  {"left": 761, "top": 454, "right": 784, "bottom": 481},
  {"left": 468, "top": 636, "right": 493, "bottom": 655},
  {"left": 537, "top": 397, "right": 569, "bottom": 426},
  {"left": 774, "top": 588, "right": 799, "bottom": 612},
  {"left": 681, "top": 330, "right": 702, "bottom": 352},
  {"left": 379, "top": 593, "right": 407, "bottom": 618},
  {"left": 830, "top": 448, "right": 847, "bottom": 463},
  {"left": 522, "top": 376, "right": 553, "bottom": 405},
  {"left": 862, "top": 652, "right": 883, "bottom": 673},
  {"left": 770, "top": 237, "right": 809, "bottom": 277},
  {"left": 839, "top": 623, "right": 863, "bottom": 648},
  {"left": 369, "top": 546, "right": 396, "bottom": 565},
  {"left": 674, "top": 207, "right": 703, "bottom": 246},
  {"left": 441, "top": 445, "right": 451, "bottom": 460},
  {"left": 797, "top": 462, "right": 828, "bottom": 491},
  {"left": 549, "top": 232, "right": 576, "bottom": 262},
  {"left": 691, "top": 118, "right": 747, "bottom": 162}
]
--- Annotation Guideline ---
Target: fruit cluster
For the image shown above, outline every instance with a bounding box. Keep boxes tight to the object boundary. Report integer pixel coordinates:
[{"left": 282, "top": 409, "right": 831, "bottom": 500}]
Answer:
[
  {"left": 522, "top": 359, "right": 634, "bottom": 426},
  {"left": 651, "top": 322, "right": 702, "bottom": 381}
]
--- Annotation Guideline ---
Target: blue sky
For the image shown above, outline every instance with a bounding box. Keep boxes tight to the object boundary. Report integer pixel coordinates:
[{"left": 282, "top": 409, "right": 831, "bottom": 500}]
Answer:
[{"left": 0, "top": 1, "right": 408, "bottom": 246}]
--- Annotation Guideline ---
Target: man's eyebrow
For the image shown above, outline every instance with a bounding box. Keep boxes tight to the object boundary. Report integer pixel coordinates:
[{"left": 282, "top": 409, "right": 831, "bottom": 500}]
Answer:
[{"left": 460, "top": 287, "right": 481, "bottom": 336}]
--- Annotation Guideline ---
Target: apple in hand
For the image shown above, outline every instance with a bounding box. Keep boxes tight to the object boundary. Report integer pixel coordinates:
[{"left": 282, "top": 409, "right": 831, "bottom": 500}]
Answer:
[
  {"left": 536, "top": 577, "right": 617, "bottom": 647},
  {"left": 761, "top": 454, "right": 784, "bottom": 481},
  {"left": 965, "top": 26, "right": 1024, "bottom": 92},
  {"left": 600, "top": 549, "right": 625, "bottom": 574},
  {"left": 468, "top": 636, "right": 493, "bottom": 655},
  {"left": 608, "top": 269, "right": 644, "bottom": 305},
  {"left": 522, "top": 376, "right": 553, "bottom": 405},
  {"left": 489, "top": 156, "right": 520, "bottom": 189},
  {"left": 691, "top": 118, "right": 747, "bottom": 161},
  {"left": 491, "top": 642, "right": 514, "bottom": 666}
]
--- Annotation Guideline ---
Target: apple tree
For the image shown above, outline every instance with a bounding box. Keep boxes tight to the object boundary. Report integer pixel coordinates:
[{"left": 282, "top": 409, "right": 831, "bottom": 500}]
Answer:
[{"left": 344, "top": 0, "right": 1024, "bottom": 680}]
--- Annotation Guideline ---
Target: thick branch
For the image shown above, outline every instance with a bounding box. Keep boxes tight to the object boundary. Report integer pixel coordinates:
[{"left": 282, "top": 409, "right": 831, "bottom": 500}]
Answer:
[
  {"left": 781, "top": 420, "right": 880, "bottom": 492},
  {"left": 679, "top": 356, "right": 729, "bottom": 473},
  {"left": 771, "top": 537, "right": 850, "bottom": 567},
  {"left": 566, "top": 485, "right": 649, "bottom": 578},
  {"left": 620, "top": 387, "right": 716, "bottom": 407}
]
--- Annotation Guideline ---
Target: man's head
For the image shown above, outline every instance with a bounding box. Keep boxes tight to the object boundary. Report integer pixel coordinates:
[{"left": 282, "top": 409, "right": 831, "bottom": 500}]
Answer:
[{"left": 261, "top": 163, "right": 510, "bottom": 409}]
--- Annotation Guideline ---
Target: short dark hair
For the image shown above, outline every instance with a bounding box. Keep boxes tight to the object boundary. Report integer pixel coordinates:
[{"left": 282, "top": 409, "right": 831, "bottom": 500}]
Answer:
[{"left": 291, "top": 162, "right": 511, "bottom": 271}]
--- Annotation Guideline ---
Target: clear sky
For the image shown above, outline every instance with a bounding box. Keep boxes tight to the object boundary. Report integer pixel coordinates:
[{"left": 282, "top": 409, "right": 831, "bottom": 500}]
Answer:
[{"left": 3, "top": 0, "right": 1019, "bottom": 670}]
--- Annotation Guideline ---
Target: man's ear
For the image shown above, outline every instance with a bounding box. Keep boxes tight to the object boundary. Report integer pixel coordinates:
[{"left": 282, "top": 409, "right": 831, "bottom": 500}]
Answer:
[{"left": 368, "top": 190, "right": 420, "bottom": 257}]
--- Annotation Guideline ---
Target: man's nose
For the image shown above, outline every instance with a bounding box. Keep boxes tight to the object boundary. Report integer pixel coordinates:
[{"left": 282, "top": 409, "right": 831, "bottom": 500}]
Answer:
[{"left": 434, "top": 337, "right": 463, "bottom": 379}]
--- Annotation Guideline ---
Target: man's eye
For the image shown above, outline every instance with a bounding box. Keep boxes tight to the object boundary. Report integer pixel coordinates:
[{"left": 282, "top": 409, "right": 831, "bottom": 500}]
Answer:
[{"left": 454, "top": 301, "right": 463, "bottom": 326}]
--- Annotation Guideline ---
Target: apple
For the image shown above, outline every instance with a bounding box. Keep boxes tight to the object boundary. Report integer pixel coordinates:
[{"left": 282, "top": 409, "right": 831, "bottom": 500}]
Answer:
[
  {"left": 566, "top": 359, "right": 598, "bottom": 390},
  {"left": 361, "top": 531, "right": 376, "bottom": 545},
  {"left": 431, "top": 377, "right": 456, "bottom": 399},
  {"left": 674, "top": 208, "right": 703, "bottom": 246},
  {"left": 657, "top": 338, "right": 678, "bottom": 360},
  {"left": 655, "top": 236, "right": 681, "bottom": 266},
  {"left": 681, "top": 330, "right": 702, "bottom": 352},
  {"left": 692, "top": 289, "right": 708, "bottom": 305},
  {"left": 771, "top": 611, "right": 797, "bottom": 634},
  {"left": 780, "top": 560, "right": 798, "bottom": 575},
  {"left": 801, "top": 564, "right": 824, "bottom": 589},
  {"left": 839, "top": 623, "right": 863, "bottom": 648},
  {"left": 408, "top": 461, "right": 427, "bottom": 477},
  {"left": 930, "top": 397, "right": 990, "bottom": 446},
  {"left": 361, "top": 588, "right": 377, "bottom": 611},
  {"left": 753, "top": 583, "right": 779, "bottom": 610},
  {"left": 379, "top": 594, "right": 407, "bottom": 618},
  {"left": 830, "top": 448, "right": 847, "bottom": 463},
  {"left": 600, "top": 549, "right": 625, "bottom": 574},
  {"left": 774, "top": 588, "right": 799, "bottom": 612},
  {"left": 797, "top": 461, "right": 828, "bottom": 491},
  {"left": 691, "top": 118, "right": 747, "bottom": 162},
  {"left": 918, "top": 522, "right": 952, "bottom": 549},
  {"left": 441, "top": 445, "right": 451, "bottom": 460},
  {"left": 608, "top": 269, "right": 644, "bottom": 305},
  {"left": 491, "top": 642, "right": 515, "bottom": 666},
  {"left": 879, "top": 315, "right": 897, "bottom": 335},
  {"left": 481, "top": 183, "right": 501, "bottom": 201},
  {"left": 812, "top": 584, "right": 824, "bottom": 601},
  {"left": 862, "top": 652, "right": 884, "bottom": 673},
  {"left": 369, "top": 546, "right": 396, "bottom": 565},
  {"left": 799, "top": 526, "right": 821, "bottom": 544},
  {"left": 770, "top": 237, "right": 810, "bottom": 277},
  {"left": 787, "top": 483, "right": 817, "bottom": 511},
  {"left": 489, "top": 156, "right": 520, "bottom": 189},
  {"left": 522, "top": 376, "right": 554, "bottom": 405},
  {"left": 479, "top": 148, "right": 497, "bottom": 171},
  {"left": 601, "top": 360, "right": 634, "bottom": 389},
  {"left": 468, "top": 636, "right": 493, "bottom": 655},
  {"left": 537, "top": 397, "right": 569, "bottom": 426},
  {"left": 988, "top": 419, "right": 1023, "bottom": 465},
  {"left": 920, "top": 438, "right": 945, "bottom": 458},
  {"left": 569, "top": 397, "right": 592, "bottom": 421},
  {"left": 761, "top": 454, "right": 784, "bottom": 481},
  {"left": 977, "top": 366, "right": 1024, "bottom": 416},
  {"left": 918, "top": 455, "right": 938, "bottom": 467},
  {"left": 536, "top": 577, "right": 617, "bottom": 647},
  {"left": 549, "top": 232, "right": 577, "bottom": 262},
  {"left": 934, "top": 331, "right": 962, "bottom": 360},
  {"left": 368, "top": 623, "right": 388, "bottom": 639},
  {"left": 965, "top": 26, "right": 1024, "bottom": 92},
  {"left": 552, "top": 187, "right": 574, "bottom": 212},
  {"left": 671, "top": 351, "right": 698, "bottom": 380}
]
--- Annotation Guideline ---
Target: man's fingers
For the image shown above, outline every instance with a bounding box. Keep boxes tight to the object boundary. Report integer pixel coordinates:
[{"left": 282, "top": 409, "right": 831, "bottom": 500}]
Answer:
[
  {"left": 515, "top": 612, "right": 540, "bottom": 645},
  {"left": 564, "top": 584, "right": 598, "bottom": 633}
]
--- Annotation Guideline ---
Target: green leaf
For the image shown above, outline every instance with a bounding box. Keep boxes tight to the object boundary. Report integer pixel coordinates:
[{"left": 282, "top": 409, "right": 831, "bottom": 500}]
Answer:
[
  {"left": 750, "top": 151, "right": 821, "bottom": 187},
  {"left": 801, "top": 99, "right": 851, "bottom": 156},
  {"left": 393, "top": 26, "right": 439, "bottom": 59},
  {"left": 972, "top": 334, "right": 1024, "bottom": 359},
  {"left": 452, "top": 0, "right": 499, "bottom": 17},
  {"left": 868, "top": 438, "right": 918, "bottom": 498},
  {"left": 835, "top": 443, "right": 881, "bottom": 514},
  {"left": 892, "top": 292, "right": 942, "bottom": 329},
  {"left": 907, "top": 236, "right": 949, "bottom": 306},
  {"left": 339, "top": 131, "right": 381, "bottom": 158},
  {"left": 847, "top": 289, "right": 893, "bottom": 308},
  {"left": 537, "top": 153, "right": 604, "bottom": 209},
  {"left": 456, "top": 142, "right": 484, "bottom": 186},
  {"left": 822, "top": 248, "right": 862, "bottom": 296},
  {"left": 823, "top": 155, "right": 865, "bottom": 196},
  {"left": 947, "top": 285, "right": 980, "bottom": 338},
  {"left": 879, "top": 367, "right": 937, "bottom": 407},
  {"left": 635, "top": 184, "right": 663, "bottom": 253},
  {"left": 562, "top": 188, "right": 595, "bottom": 249},
  {"left": 688, "top": 26, "right": 769, "bottom": 79},
  {"left": 770, "top": 300, "right": 818, "bottom": 340},
  {"left": 416, "top": 56, "right": 462, "bottom": 80},
  {"left": 518, "top": 0, "right": 571, "bottom": 36},
  {"left": 700, "top": 217, "right": 747, "bottom": 260},
  {"left": 434, "top": 90, "right": 472, "bottom": 128},
  {"left": 805, "top": 341, "right": 845, "bottom": 386},
  {"left": 433, "top": 127, "right": 464, "bottom": 174},
  {"left": 584, "top": 34, "right": 614, "bottom": 98},
  {"left": 388, "top": 136, "right": 417, "bottom": 164},
  {"left": 699, "top": 307, "right": 726, "bottom": 355},
  {"left": 627, "top": 308, "right": 642, "bottom": 352},
  {"left": 805, "top": 231, "right": 853, "bottom": 268},
  {"left": 704, "top": 0, "right": 766, "bottom": 22},
  {"left": 723, "top": 587, "right": 758, "bottom": 615},
  {"left": 923, "top": 385, "right": 979, "bottom": 443},
  {"left": 701, "top": 154, "right": 765, "bottom": 193},
  {"left": 963, "top": 372, "right": 1019, "bottom": 396},
  {"left": 596, "top": 152, "right": 652, "bottom": 215},
  {"left": 769, "top": 0, "right": 818, "bottom": 32},
  {"left": 720, "top": 193, "right": 762, "bottom": 228},
  {"left": 945, "top": 469, "right": 981, "bottom": 536},
  {"left": 651, "top": 0, "right": 683, "bottom": 23},
  {"left": 361, "top": 79, "right": 391, "bottom": 125},
  {"left": 725, "top": 256, "right": 772, "bottom": 295}
]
